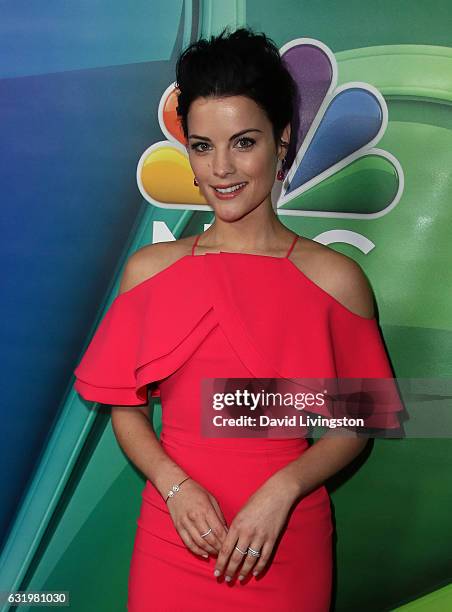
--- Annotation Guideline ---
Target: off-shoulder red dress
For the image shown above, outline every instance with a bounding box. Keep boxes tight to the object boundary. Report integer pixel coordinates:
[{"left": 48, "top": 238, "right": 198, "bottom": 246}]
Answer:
[{"left": 74, "top": 233, "right": 402, "bottom": 611}]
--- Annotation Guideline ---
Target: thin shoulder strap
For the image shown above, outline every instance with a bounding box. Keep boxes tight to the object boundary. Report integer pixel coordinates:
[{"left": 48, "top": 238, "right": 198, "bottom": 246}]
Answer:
[
  {"left": 191, "top": 233, "right": 202, "bottom": 256},
  {"left": 192, "top": 232, "right": 298, "bottom": 257},
  {"left": 285, "top": 234, "right": 299, "bottom": 258}
]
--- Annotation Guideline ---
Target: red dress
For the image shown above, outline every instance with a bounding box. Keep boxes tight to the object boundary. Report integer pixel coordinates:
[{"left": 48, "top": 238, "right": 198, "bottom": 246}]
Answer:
[{"left": 74, "top": 233, "right": 402, "bottom": 611}]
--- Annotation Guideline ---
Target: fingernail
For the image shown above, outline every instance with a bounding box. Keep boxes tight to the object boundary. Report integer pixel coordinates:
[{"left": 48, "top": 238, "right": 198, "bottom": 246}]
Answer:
[
  {"left": 214, "top": 569, "right": 221, "bottom": 577},
  {"left": 239, "top": 575, "right": 244, "bottom": 581},
  {"left": 203, "top": 554, "right": 208, "bottom": 558},
  {"left": 253, "top": 570, "right": 259, "bottom": 576},
  {"left": 225, "top": 576, "right": 231, "bottom": 582}
]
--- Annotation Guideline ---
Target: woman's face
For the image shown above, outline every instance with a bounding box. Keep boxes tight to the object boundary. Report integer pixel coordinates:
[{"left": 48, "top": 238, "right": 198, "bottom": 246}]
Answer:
[{"left": 185, "top": 95, "right": 288, "bottom": 219}]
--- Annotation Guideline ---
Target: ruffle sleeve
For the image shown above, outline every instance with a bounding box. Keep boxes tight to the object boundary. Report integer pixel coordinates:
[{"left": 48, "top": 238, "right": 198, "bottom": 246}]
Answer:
[
  {"left": 327, "top": 302, "right": 405, "bottom": 430},
  {"left": 74, "top": 293, "right": 148, "bottom": 405},
  {"left": 73, "top": 257, "right": 216, "bottom": 406}
]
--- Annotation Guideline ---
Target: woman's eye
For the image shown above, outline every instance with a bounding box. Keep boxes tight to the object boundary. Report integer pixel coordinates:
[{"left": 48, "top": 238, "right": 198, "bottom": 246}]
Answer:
[
  {"left": 236, "top": 137, "right": 255, "bottom": 149},
  {"left": 190, "top": 138, "right": 255, "bottom": 153},
  {"left": 191, "top": 142, "right": 210, "bottom": 153}
]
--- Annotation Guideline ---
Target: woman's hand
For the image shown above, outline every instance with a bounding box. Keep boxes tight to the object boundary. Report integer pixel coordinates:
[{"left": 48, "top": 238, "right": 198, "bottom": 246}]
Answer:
[
  {"left": 213, "top": 472, "right": 299, "bottom": 582},
  {"left": 166, "top": 478, "right": 229, "bottom": 559}
]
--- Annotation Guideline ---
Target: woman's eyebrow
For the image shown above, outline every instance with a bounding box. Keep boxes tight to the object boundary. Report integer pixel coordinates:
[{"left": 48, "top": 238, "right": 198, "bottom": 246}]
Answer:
[{"left": 188, "top": 128, "right": 263, "bottom": 141}]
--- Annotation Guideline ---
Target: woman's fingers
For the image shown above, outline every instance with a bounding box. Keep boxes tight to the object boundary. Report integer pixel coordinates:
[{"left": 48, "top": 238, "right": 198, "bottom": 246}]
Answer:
[
  {"left": 222, "top": 536, "right": 265, "bottom": 581},
  {"left": 185, "top": 507, "right": 227, "bottom": 555},
  {"left": 205, "top": 499, "right": 229, "bottom": 551},
  {"left": 238, "top": 539, "right": 271, "bottom": 580},
  {"left": 185, "top": 521, "right": 220, "bottom": 556},
  {"left": 214, "top": 525, "right": 242, "bottom": 577},
  {"left": 178, "top": 526, "right": 211, "bottom": 558},
  {"left": 202, "top": 508, "right": 229, "bottom": 551},
  {"left": 167, "top": 482, "right": 229, "bottom": 558},
  {"left": 214, "top": 525, "right": 272, "bottom": 582},
  {"left": 209, "top": 496, "right": 229, "bottom": 535}
]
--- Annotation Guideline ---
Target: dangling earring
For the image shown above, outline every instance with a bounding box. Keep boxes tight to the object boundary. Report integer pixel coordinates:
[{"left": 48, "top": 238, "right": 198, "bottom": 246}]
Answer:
[
  {"left": 277, "top": 158, "right": 286, "bottom": 181},
  {"left": 193, "top": 176, "right": 199, "bottom": 186}
]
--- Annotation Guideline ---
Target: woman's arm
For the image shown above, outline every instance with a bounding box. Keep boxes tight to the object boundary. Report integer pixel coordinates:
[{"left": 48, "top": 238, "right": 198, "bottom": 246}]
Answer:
[
  {"left": 109, "top": 246, "right": 229, "bottom": 559},
  {"left": 263, "top": 429, "right": 368, "bottom": 503},
  {"left": 263, "top": 254, "right": 375, "bottom": 501},
  {"left": 109, "top": 246, "right": 193, "bottom": 499},
  {"left": 110, "top": 402, "right": 229, "bottom": 558},
  {"left": 111, "top": 404, "right": 190, "bottom": 501},
  {"left": 212, "top": 428, "right": 367, "bottom": 581}
]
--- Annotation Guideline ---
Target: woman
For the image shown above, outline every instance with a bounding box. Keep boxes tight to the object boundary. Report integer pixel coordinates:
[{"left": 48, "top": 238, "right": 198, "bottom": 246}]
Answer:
[{"left": 74, "top": 26, "right": 401, "bottom": 611}]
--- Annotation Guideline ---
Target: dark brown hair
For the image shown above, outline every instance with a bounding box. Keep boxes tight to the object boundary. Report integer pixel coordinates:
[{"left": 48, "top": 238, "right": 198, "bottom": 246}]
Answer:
[{"left": 175, "top": 26, "right": 296, "bottom": 170}]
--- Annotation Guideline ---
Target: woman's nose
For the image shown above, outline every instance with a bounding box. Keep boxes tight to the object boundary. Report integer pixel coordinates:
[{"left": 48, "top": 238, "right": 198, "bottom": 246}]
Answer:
[{"left": 211, "top": 150, "right": 235, "bottom": 177}]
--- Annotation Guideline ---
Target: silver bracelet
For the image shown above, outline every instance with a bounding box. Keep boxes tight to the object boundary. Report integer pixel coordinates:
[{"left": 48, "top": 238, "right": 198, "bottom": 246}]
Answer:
[{"left": 165, "top": 476, "right": 191, "bottom": 503}]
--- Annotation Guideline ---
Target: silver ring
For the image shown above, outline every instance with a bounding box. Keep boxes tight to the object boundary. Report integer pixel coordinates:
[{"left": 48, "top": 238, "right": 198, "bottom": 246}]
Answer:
[
  {"left": 235, "top": 545, "right": 247, "bottom": 555},
  {"left": 200, "top": 528, "right": 212, "bottom": 538},
  {"left": 247, "top": 546, "right": 261, "bottom": 557}
]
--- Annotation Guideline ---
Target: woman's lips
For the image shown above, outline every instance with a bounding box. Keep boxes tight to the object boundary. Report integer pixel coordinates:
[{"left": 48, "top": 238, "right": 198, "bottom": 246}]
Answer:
[{"left": 211, "top": 183, "right": 247, "bottom": 200}]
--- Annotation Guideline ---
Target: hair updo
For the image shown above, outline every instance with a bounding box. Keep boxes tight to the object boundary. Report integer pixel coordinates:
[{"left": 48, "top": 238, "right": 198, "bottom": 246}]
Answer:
[{"left": 175, "top": 26, "right": 296, "bottom": 170}]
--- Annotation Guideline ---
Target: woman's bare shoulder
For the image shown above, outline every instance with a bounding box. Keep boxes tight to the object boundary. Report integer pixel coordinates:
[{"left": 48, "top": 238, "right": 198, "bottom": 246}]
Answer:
[
  {"left": 118, "top": 237, "right": 193, "bottom": 294},
  {"left": 290, "top": 236, "right": 375, "bottom": 318}
]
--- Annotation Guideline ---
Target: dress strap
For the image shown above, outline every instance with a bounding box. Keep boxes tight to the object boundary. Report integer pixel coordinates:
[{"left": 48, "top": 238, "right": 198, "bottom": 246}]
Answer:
[
  {"left": 192, "top": 232, "right": 299, "bottom": 257},
  {"left": 191, "top": 233, "right": 202, "bottom": 256},
  {"left": 285, "top": 234, "right": 299, "bottom": 258}
]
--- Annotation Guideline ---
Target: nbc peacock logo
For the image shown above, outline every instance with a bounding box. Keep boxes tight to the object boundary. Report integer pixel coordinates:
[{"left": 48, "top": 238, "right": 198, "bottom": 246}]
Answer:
[{"left": 137, "top": 38, "right": 404, "bottom": 250}]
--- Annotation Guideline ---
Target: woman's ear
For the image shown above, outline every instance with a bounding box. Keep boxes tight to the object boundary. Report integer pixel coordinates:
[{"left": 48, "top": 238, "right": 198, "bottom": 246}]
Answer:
[
  {"left": 282, "top": 122, "right": 291, "bottom": 149},
  {"left": 278, "top": 122, "right": 291, "bottom": 160}
]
